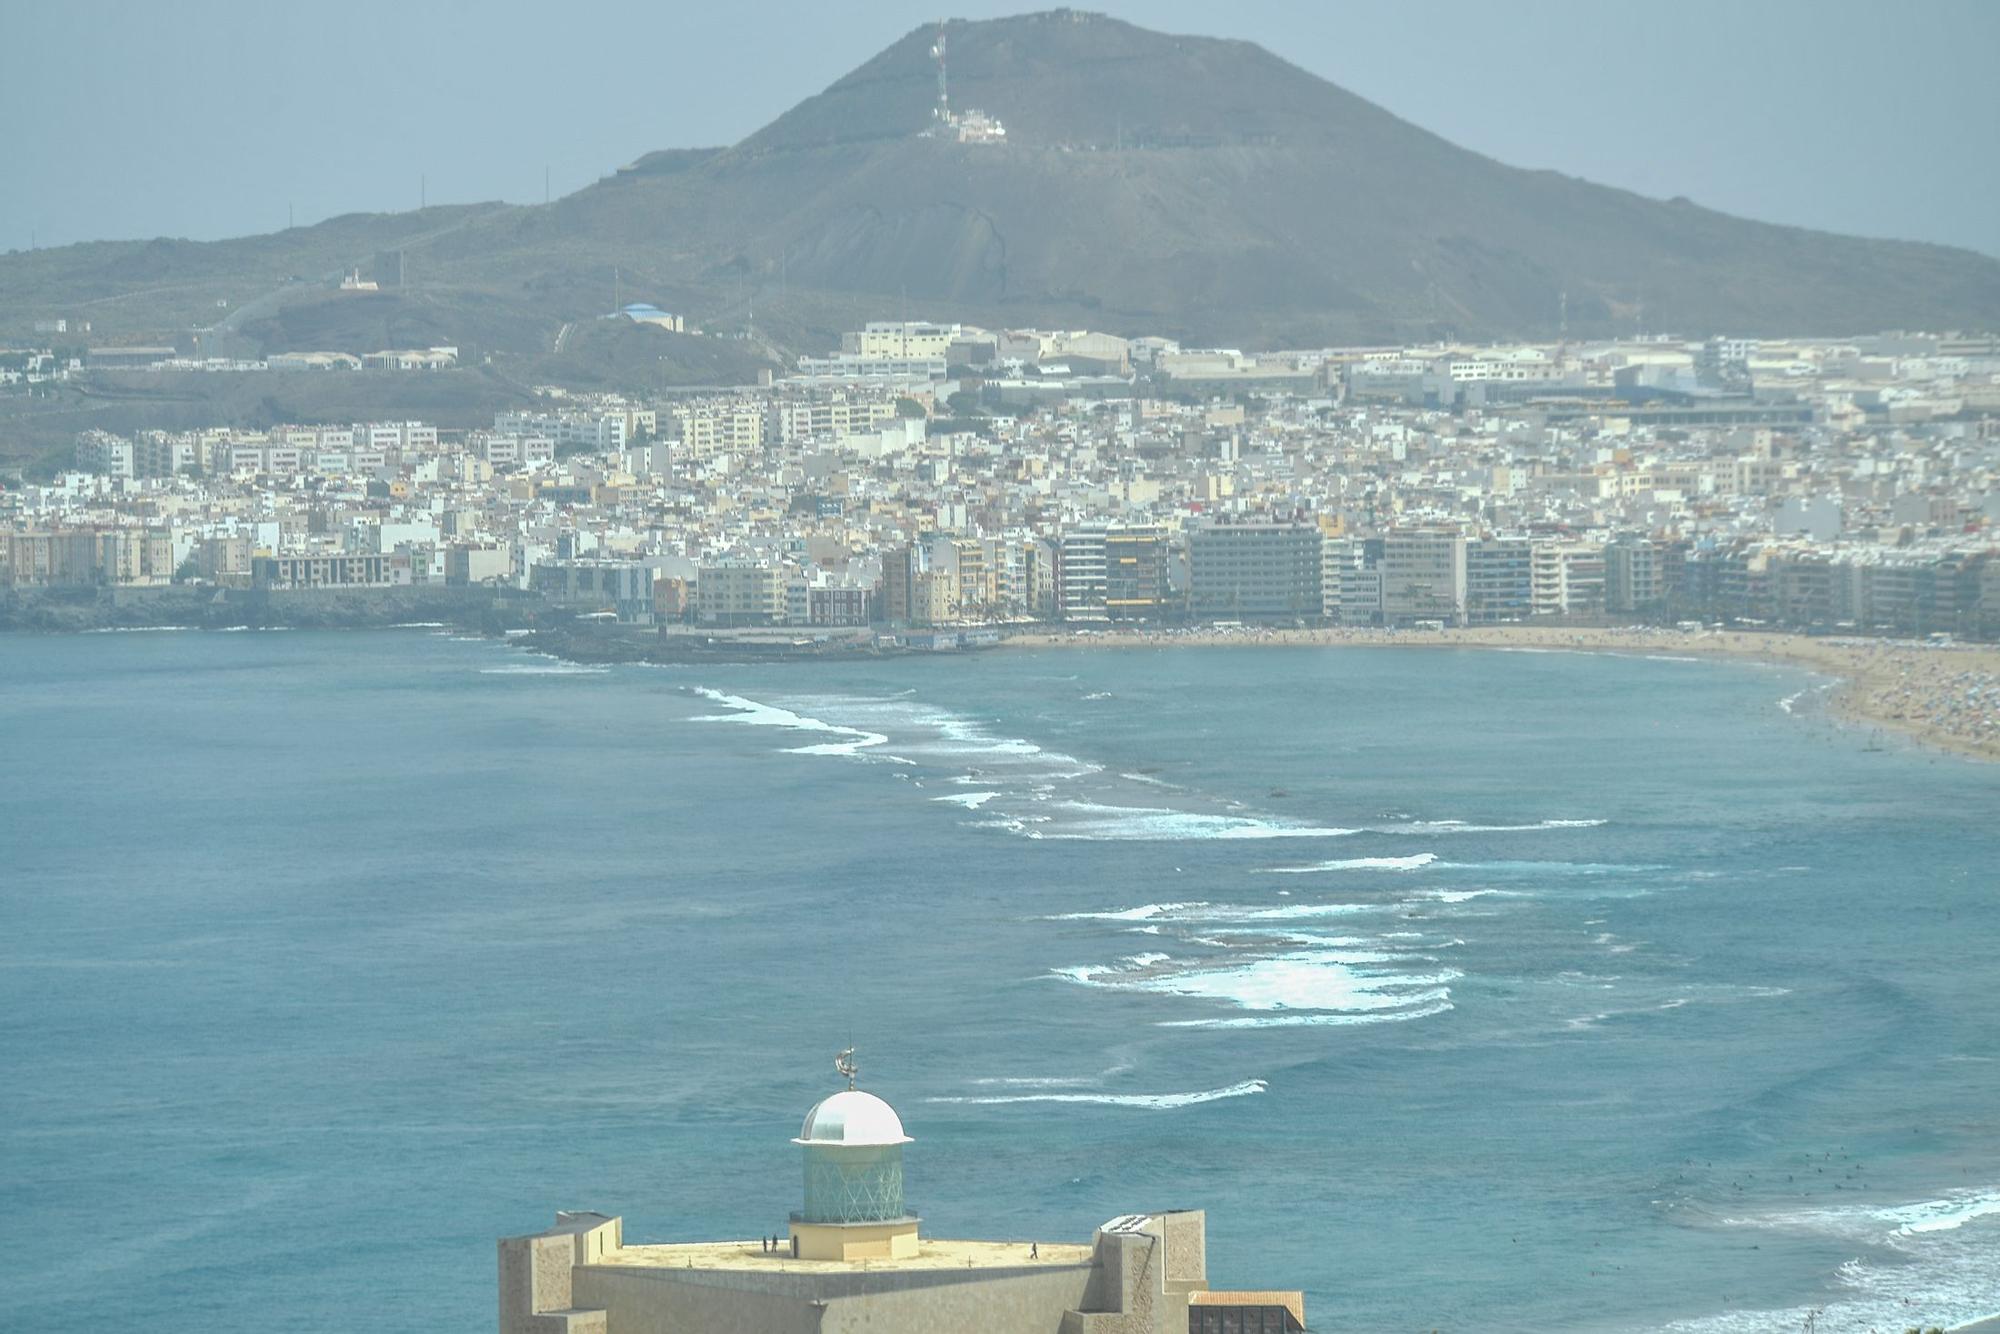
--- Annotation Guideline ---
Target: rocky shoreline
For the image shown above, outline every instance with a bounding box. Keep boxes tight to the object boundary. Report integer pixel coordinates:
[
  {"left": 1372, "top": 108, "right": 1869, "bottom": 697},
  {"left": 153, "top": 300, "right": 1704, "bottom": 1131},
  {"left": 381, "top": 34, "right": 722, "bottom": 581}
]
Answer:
[{"left": 0, "top": 584, "right": 530, "bottom": 634}]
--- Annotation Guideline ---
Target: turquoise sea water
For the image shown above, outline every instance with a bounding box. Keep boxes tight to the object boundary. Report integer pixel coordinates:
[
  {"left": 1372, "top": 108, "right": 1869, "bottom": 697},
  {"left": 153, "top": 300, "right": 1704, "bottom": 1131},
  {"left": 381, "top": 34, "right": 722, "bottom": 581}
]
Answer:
[{"left": 2, "top": 629, "right": 1997, "bottom": 1332}]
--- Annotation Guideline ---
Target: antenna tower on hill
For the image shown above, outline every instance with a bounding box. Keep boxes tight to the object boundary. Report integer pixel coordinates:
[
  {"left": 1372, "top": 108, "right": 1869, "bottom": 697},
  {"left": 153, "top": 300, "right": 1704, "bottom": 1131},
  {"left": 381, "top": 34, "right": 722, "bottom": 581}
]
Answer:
[{"left": 932, "top": 25, "right": 949, "bottom": 123}]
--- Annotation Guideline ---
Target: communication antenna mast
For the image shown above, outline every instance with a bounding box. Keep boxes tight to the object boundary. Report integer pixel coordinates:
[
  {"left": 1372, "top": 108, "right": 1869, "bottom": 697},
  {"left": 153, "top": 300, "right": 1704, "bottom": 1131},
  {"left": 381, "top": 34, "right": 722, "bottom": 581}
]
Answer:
[{"left": 932, "top": 25, "right": 949, "bottom": 123}]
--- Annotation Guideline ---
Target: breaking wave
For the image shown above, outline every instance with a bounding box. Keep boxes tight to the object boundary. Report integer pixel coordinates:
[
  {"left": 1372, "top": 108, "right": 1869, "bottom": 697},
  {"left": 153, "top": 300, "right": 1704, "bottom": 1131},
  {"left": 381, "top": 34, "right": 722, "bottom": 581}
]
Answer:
[
  {"left": 1259, "top": 853, "right": 1439, "bottom": 873},
  {"left": 931, "top": 791, "right": 1000, "bottom": 809},
  {"left": 1160, "top": 999, "right": 1457, "bottom": 1029},
  {"left": 1030, "top": 801, "right": 1357, "bottom": 841},
  {"left": 1051, "top": 927, "right": 1461, "bottom": 1030},
  {"left": 480, "top": 663, "right": 608, "bottom": 675},
  {"left": 927, "top": 1079, "right": 1269, "bottom": 1109},
  {"left": 1663, "top": 1187, "right": 2000, "bottom": 1332},
  {"left": 689, "top": 687, "right": 887, "bottom": 756},
  {"left": 1369, "top": 817, "right": 1607, "bottom": 834}
]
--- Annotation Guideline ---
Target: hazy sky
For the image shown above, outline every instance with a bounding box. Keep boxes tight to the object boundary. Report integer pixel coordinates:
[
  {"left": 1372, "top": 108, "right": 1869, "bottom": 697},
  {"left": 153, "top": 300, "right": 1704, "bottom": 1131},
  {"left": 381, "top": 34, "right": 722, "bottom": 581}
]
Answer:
[{"left": 5, "top": 0, "right": 1996, "bottom": 256}]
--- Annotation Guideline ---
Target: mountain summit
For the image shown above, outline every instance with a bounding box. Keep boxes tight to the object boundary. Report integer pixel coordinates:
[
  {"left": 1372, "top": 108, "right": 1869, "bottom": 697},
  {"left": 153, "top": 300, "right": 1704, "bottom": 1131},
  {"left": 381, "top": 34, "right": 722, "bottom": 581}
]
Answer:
[
  {"left": 8, "top": 9, "right": 1998, "bottom": 351},
  {"left": 583, "top": 9, "right": 2000, "bottom": 343}
]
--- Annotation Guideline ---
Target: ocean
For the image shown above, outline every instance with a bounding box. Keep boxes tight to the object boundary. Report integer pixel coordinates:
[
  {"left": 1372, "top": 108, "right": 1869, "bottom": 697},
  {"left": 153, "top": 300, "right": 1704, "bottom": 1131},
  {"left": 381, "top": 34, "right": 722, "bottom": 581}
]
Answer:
[{"left": 2, "top": 628, "right": 1996, "bottom": 1332}]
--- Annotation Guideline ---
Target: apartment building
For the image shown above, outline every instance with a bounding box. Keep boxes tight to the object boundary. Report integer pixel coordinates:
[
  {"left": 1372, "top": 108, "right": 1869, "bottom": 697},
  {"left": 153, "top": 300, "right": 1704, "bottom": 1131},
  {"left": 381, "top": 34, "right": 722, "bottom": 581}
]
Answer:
[
  {"left": 767, "top": 396, "right": 898, "bottom": 444},
  {"left": 251, "top": 553, "right": 398, "bottom": 590},
  {"left": 670, "top": 401, "right": 766, "bottom": 462},
  {"left": 697, "top": 559, "right": 787, "bottom": 626},
  {"left": 1187, "top": 521, "right": 1323, "bottom": 619},
  {"left": 1058, "top": 525, "right": 1171, "bottom": 621},
  {"left": 1380, "top": 528, "right": 1467, "bottom": 626},
  {"left": 1465, "top": 536, "right": 1533, "bottom": 624},
  {"left": 1531, "top": 542, "right": 1608, "bottom": 617},
  {"left": 1605, "top": 537, "right": 1665, "bottom": 613}
]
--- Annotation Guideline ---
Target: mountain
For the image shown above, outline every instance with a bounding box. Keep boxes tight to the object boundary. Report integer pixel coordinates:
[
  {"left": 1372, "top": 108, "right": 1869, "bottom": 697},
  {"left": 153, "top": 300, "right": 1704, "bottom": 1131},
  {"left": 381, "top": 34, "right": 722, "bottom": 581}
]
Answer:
[{"left": 5, "top": 8, "right": 1998, "bottom": 364}]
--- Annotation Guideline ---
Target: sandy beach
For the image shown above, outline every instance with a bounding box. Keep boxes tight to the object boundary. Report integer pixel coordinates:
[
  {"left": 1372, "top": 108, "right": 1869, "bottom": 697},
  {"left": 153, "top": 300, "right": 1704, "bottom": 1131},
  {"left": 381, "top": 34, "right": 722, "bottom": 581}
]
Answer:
[{"left": 1000, "top": 624, "right": 2000, "bottom": 763}]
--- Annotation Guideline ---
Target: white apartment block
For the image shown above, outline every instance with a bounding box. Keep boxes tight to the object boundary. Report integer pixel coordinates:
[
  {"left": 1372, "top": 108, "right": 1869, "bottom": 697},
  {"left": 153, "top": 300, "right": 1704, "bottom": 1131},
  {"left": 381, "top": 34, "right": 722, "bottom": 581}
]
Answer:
[{"left": 843, "top": 321, "right": 962, "bottom": 361}]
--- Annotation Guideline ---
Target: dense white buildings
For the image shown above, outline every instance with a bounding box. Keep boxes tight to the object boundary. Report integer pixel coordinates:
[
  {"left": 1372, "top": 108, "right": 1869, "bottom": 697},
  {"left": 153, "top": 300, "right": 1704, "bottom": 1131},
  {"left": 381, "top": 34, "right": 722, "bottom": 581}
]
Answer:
[{"left": 8, "top": 321, "right": 1998, "bottom": 638}]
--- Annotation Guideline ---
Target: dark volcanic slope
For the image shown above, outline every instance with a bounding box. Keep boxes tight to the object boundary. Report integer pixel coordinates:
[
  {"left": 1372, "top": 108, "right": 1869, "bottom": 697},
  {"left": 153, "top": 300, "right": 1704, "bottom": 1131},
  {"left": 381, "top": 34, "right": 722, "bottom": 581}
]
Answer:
[{"left": 6, "top": 9, "right": 1998, "bottom": 349}]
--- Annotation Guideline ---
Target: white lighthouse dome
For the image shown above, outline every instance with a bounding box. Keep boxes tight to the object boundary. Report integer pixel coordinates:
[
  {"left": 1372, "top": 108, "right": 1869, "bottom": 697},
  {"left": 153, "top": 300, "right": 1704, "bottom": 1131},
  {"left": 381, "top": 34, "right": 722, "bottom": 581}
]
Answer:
[{"left": 793, "top": 1089, "right": 913, "bottom": 1147}]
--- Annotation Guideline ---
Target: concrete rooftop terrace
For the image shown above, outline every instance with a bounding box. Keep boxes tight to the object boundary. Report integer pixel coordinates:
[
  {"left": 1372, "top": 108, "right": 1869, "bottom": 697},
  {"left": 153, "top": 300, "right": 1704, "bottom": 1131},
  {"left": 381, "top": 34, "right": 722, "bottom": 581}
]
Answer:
[{"left": 598, "top": 1238, "right": 1096, "bottom": 1273}]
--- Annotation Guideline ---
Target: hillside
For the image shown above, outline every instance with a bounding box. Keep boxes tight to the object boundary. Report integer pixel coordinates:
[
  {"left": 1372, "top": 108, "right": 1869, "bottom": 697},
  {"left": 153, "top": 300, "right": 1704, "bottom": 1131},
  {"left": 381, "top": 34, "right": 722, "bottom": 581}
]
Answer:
[{"left": 3, "top": 8, "right": 1997, "bottom": 365}]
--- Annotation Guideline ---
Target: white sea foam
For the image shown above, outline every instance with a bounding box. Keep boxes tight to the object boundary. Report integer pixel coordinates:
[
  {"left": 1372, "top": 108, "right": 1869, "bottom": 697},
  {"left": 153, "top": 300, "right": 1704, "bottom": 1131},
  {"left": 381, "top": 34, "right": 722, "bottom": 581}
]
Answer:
[
  {"left": 1057, "top": 950, "right": 1458, "bottom": 1014},
  {"left": 689, "top": 688, "right": 886, "bottom": 756},
  {"left": 690, "top": 687, "right": 814, "bottom": 726},
  {"left": 1140, "top": 958, "right": 1460, "bottom": 1011},
  {"left": 927, "top": 1079, "right": 1268, "bottom": 1108},
  {"left": 932, "top": 791, "right": 1000, "bottom": 809},
  {"left": 969, "top": 1075, "right": 1104, "bottom": 1089},
  {"left": 1033, "top": 801, "right": 1358, "bottom": 842},
  {"left": 480, "top": 663, "right": 609, "bottom": 675},
  {"left": 970, "top": 1078, "right": 1087, "bottom": 1089},
  {"left": 1663, "top": 1187, "right": 2000, "bottom": 1333},
  {"left": 1881, "top": 1189, "right": 2000, "bottom": 1236},
  {"left": 1437, "top": 859, "right": 1664, "bottom": 876},
  {"left": 1259, "top": 853, "right": 1439, "bottom": 873},
  {"left": 1222, "top": 901, "right": 1407, "bottom": 921},
  {"left": 1050, "top": 901, "right": 1207, "bottom": 923},
  {"left": 390, "top": 621, "right": 448, "bottom": 629},
  {"left": 780, "top": 694, "right": 1089, "bottom": 768},
  {"left": 1222, "top": 938, "right": 1424, "bottom": 965},
  {"left": 1567, "top": 982, "right": 1790, "bottom": 1029},
  {"left": 1160, "top": 999, "right": 1456, "bottom": 1029},
  {"left": 1369, "top": 817, "right": 1607, "bottom": 834},
  {"left": 84, "top": 625, "right": 192, "bottom": 633},
  {"left": 1413, "top": 888, "right": 1507, "bottom": 903},
  {"left": 788, "top": 732, "right": 889, "bottom": 756}
]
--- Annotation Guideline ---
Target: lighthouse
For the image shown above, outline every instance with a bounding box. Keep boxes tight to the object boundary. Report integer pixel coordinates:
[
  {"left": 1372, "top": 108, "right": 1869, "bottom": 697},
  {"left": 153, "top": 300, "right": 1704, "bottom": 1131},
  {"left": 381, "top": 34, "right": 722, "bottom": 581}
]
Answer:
[{"left": 787, "top": 1049, "right": 922, "bottom": 1261}]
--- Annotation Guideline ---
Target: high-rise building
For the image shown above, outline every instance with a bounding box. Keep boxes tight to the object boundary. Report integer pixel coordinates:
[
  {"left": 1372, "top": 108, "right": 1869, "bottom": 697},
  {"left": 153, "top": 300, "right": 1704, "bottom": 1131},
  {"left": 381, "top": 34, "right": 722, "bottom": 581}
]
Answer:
[
  {"left": 1057, "top": 525, "right": 1171, "bottom": 621},
  {"left": 1188, "top": 521, "right": 1323, "bottom": 620},
  {"left": 1465, "top": 536, "right": 1533, "bottom": 625},
  {"left": 1605, "top": 536, "right": 1664, "bottom": 613},
  {"left": 1380, "top": 528, "right": 1467, "bottom": 626},
  {"left": 1531, "top": 542, "right": 1607, "bottom": 618}
]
